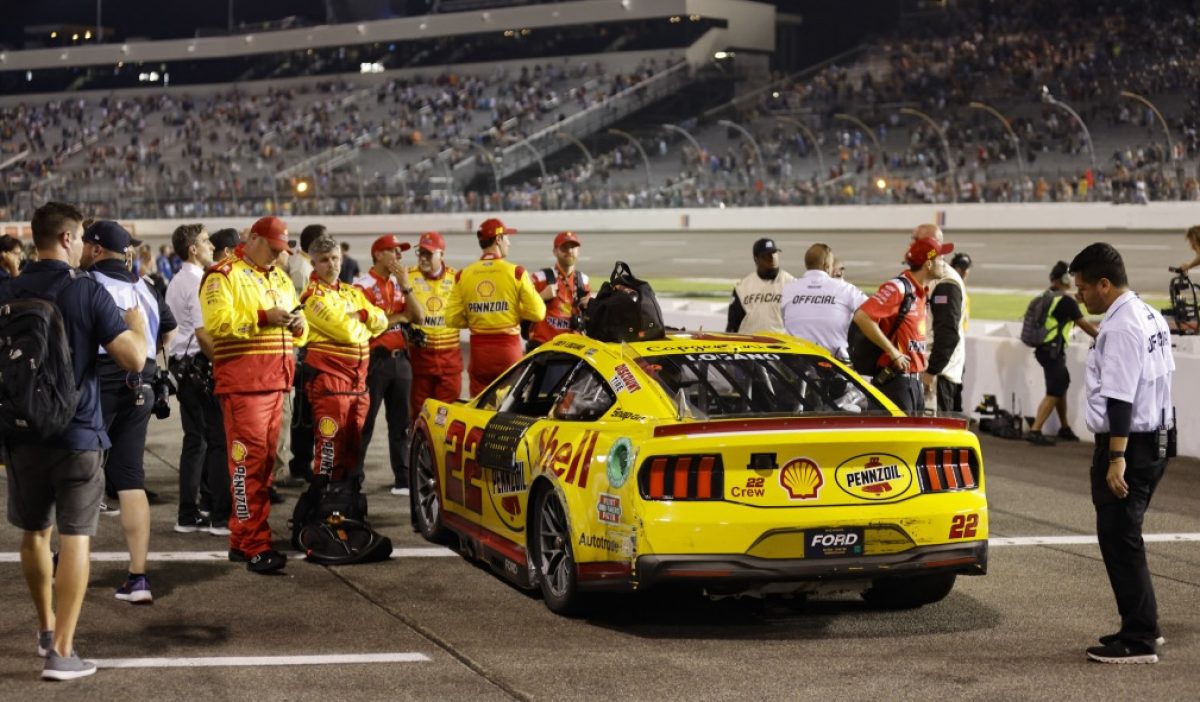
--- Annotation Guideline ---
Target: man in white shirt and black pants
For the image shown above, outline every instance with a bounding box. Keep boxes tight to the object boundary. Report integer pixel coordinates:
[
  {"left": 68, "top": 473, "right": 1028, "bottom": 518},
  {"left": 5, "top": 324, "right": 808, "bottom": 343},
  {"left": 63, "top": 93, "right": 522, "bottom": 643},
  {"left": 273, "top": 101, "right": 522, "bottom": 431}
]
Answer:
[
  {"left": 781, "top": 243, "right": 867, "bottom": 360},
  {"left": 1071, "top": 243, "right": 1175, "bottom": 665}
]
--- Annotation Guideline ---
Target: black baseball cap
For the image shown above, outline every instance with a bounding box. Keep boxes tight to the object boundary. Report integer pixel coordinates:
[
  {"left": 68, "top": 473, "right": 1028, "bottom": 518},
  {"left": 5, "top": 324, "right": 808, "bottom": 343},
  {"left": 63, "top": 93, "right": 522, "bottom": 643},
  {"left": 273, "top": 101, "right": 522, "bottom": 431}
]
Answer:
[
  {"left": 83, "top": 220, "right": 141, "bottom": 254},
  {"left": 950, "top": 252, "right": 972, "bottom": 271},
  {"left": 752, "top": 237, "right": 781, "bottom": 257},
  {"left": 209, "top": 228, "right": 240, "bottom": 253}
]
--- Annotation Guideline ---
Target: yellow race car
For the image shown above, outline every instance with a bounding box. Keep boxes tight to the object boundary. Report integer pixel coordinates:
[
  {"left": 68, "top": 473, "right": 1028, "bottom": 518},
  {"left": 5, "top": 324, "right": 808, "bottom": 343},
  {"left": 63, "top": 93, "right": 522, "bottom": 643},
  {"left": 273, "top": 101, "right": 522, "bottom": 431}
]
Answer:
[{"left": 411, "top": 332, "right": 987, "bottom": 615}]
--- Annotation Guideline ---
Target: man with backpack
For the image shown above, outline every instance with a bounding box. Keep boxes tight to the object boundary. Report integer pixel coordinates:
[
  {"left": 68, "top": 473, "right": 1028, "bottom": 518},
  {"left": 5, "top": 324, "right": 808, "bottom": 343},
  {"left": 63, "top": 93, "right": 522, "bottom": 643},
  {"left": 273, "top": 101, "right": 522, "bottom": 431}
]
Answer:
[
  {"left": 528, "top": 231, "right": 592, "bottom": 351},
  {"left": 851, "top": 236, "right": 953, "bottom": 413},
  {"left": 81, "top": 221, "right": 178, "bottom": 605},
  {"left": 1024, "top": 260, "right": 1099, "bottom": 446},
  {"left": 0, "top": 202, "right": 148, "bottom": 680}
]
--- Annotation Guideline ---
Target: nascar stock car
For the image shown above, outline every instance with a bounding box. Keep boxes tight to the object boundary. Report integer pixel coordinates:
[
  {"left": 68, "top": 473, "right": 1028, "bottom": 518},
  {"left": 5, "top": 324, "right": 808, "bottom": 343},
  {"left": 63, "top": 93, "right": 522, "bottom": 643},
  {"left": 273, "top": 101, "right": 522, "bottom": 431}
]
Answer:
[{"left": 410, "top": 332, "right": 988, "bottom": 615}]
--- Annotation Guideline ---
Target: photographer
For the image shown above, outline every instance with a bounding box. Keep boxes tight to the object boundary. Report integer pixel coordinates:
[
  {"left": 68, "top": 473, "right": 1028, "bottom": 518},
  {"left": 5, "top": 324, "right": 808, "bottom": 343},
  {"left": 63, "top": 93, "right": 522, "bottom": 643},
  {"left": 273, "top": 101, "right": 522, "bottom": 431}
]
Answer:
[
  {"left": 81, "top": 221, "right": 176, "bottom": 604},
  {"left": 165, "top": 224, "right": 230, "bottom": 537},
  {"left": 527, "top": 231, "right": 592, "bottom": 352}
]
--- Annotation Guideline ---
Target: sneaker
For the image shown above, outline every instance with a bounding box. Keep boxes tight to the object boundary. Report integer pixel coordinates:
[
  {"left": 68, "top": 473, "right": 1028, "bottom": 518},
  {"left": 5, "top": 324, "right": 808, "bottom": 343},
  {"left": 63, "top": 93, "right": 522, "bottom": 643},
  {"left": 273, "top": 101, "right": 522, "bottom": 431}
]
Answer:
[
  {"left": 1099, "top": 632, "right": 1166, "bottom": 647},
  {"left": 37, "top": 630, "right": 53, "bottom": 657},
  {"left": 42, "top": 651, "right": 97, "bottom": 681},
  {"left": 1086, "top": 641, "right": 1158, "bottom": 664},
  {"left": 99, "top": 501, "right": 121, "bottom": 517},
  {"left": 1026, "top": 430, "right": 1056, "bottom": 446},
  {"left": 228, "top": 548, "right": 247, "bottom": 563},
  {"left": 247, "top": 550, "right": 287, "bottom": 574},
  {"left": 115, "top": 575, "right": 153, "bottom": 604},
  {"left": 1057, "top": 427, "right": 1081, "bottom": 442},
  {"left": 391, "top": 486, "right": 410, "bottom": 496},
  {"left": 208, "top": 522, "right": 232, "bottom": 537},
  {"left": 174, "top": 514, "right": 211, "bottom": 534}
]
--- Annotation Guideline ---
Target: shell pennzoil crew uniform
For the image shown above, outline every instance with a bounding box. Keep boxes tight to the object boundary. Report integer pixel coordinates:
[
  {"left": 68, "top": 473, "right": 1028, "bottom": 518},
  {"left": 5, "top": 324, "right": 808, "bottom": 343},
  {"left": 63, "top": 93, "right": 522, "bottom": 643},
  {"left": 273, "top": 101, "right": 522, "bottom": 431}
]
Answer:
[
  {"left": 301, "top": 274, "right": 387, "bottom": 483},
  {"left": 407, "top": 262, "right": 462, "bottom": 416},
  {"left": 200, "top": 248, "right": 307, "bottom": 559},
  {"left": 529, "top": 265, "right": 591, "bottom": 346},
  {"left": 445, "top": 253, "right": 546, "bottom": 395}
]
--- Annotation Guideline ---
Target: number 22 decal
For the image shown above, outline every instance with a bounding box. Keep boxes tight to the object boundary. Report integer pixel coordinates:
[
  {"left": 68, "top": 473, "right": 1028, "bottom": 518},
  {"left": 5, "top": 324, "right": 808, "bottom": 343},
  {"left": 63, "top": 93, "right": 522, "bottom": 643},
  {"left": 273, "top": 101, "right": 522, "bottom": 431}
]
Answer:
[
  {"left": 949, "top": 513, "right": 979, "bottom": 539},
  {"left": 444, "top": 420, "right": 484, "bottom": 514}
]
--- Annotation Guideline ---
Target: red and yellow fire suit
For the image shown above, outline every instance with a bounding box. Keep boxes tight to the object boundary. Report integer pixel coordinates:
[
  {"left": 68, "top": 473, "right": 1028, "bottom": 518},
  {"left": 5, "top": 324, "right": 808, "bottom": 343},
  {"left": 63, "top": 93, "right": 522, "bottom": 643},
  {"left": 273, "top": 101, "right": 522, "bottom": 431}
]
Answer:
[
  {"left": 200, "top": 249, "right": 307, "bottom": 558},
  {"left": 445, "top": 253, "right": 546, "bottom": 395},
  {"left": 301, "top": 274, "right": 388, "bottom": 482},
  {"left": 407, "top": 263, "right": 463, "bottom": 416}
]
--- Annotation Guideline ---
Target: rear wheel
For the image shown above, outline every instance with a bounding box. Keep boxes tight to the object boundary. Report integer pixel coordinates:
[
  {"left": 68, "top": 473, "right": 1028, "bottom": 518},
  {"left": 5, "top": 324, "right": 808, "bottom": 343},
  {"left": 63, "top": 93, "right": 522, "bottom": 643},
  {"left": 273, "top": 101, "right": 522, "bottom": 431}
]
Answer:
[
  {"left": 410, "top": 430, "right": 450, "bottom": 544},
  {"left": 532, "top": 488, "right": 589, "bottom": 616},
  {"left": 861, "top": 572, "right": 957, "bottom": 610}
]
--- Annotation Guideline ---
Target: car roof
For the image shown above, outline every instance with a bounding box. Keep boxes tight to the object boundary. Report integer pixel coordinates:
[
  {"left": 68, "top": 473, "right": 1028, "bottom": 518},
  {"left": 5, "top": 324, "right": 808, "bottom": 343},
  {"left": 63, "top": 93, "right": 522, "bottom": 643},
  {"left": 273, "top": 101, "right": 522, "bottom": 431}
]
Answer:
[{"left": 624, "top": 331, "right": 829, "bottom": 358}]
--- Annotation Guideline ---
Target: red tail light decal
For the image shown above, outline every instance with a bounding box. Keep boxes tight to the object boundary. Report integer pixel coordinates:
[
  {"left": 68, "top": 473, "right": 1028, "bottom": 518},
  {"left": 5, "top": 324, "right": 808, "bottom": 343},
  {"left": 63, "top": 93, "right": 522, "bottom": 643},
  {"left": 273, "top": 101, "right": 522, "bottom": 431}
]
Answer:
[
  {"left": 941, "top": 449, "right": 959, "bottom": 489},
  {"left": 639, "top": 454, "right": 723, "bottom": 500},
  {"left": 696, "top": 455, "right": 715, "bottom": 499},
  {"left": 648, "top": 457, "right": 668, "bottom": 498},
  {"left": 673, "top": 456, "right": 693, "bottom": 499},
  {"left": 958, "top": 448, "right": 976, "bottom": 488},
  {"left": 924, "top": 449, "right": 943, "bottom": 491}
]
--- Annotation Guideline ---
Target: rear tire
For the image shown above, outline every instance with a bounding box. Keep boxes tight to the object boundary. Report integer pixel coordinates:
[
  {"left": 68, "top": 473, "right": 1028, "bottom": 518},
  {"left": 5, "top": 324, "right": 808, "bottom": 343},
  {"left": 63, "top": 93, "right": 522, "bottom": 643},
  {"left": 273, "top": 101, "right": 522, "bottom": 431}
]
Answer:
[
  {"left": 531, "top": 488, "right": 589, "bottom": 616},
  {"left": 862, "top": 572, "right": 957, "bottom": 610},
  {"left": 410, "top": 429, "right": 450, "bottom": 544}
]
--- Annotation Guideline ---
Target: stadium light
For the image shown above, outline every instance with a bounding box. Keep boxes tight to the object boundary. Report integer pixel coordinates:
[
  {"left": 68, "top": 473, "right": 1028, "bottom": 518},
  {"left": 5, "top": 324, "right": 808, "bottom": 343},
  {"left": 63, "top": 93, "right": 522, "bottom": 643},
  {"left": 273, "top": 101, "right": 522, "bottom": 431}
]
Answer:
[
  {"left": 1119, "top": 90, "right": 1174, "bottom": 166},
  {"left": 875, "top": 178, "right": 887, "bottom": 190},
  {"left": 899, "top": 107, "right": 957, "bottom": 204},
  {"left": 774, "top": 116, "right": 826, "bottom": 184},
  {"left": 1040, "top": 88, "right": 1097, "bottom": 189},
  {"left": 834, "top": 113, "right": 889, "bottom": 180},
  {"left": 968, "top": 101, "right": 1026, "bottom": 189}
]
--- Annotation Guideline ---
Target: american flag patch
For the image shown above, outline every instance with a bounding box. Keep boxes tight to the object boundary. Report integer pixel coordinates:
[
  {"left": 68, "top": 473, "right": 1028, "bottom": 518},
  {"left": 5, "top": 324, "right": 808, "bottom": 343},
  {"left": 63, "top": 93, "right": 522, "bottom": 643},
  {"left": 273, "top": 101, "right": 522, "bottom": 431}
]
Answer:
[{"left": 933, "top": 295, "right": 948, "bottom": 304}]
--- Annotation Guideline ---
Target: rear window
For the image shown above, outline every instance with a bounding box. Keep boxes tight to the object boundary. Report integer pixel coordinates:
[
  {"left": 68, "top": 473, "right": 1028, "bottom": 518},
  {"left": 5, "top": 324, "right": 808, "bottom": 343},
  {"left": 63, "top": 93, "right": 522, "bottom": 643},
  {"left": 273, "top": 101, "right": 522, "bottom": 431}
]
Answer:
[{"left": 638, "top": 352, "right": 885, "bottom": 419}]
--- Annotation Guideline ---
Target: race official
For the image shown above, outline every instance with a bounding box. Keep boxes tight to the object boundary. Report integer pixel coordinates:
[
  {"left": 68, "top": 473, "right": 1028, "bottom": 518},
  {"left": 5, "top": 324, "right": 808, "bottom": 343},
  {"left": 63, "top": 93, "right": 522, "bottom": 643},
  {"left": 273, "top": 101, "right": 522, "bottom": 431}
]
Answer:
[
  {"left": 528, "top": 231, "right": 592, "bottom": 351},
  {"left": 445, "top": 218, "right": 545, "bottom": 395},
  {"left": 780, "top": 243, "right": 867, "bottom": 360},
  {"left": 727, "top": 237, "right": 794, "bottom": 334},
  {"left": 353, "top": 235, "right": 423, "bottom": 495},
  {"left": 1071, "top": 243, "right": 1174, "bottom": 664},
  {"left": 301, "top": 235, "right": 387, "bottom": 483},
  {"left": 407, "top": 231, "right": 463, "bottom": 417},
  {"left": 852, "top": 236, "right": 952, "bottom": 413},
  {"left": 81, "top": 221, "right": 177, "bottom": 604},
  {"left": 200, "top": 216, "right": 307, "bottom": 574},
  {"left": 165, "top": 224, "right": 231, "bottom": 537},
  {"left": 925, "top": 253, "right": 968, "bottom": 414}
]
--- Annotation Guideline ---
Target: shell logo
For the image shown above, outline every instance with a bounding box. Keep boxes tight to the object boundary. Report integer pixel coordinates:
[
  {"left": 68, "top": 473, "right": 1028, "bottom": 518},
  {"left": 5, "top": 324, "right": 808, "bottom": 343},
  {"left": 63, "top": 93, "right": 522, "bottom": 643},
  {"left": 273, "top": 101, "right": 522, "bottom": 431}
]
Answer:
[
  {"left": 317, "top": 417, "right": 339, "bottom": 438},
  {"left": 426, "top": 296, "right": 443, "bottom": 312},
  {"left": 476, "top": 280, "right": 496, "bottom": 298},
  {"left": 779, "top": 458, "right": 823, "bottom": 500},
  {"left": 230, "top": 441, "right": 248, "bottom": 463}
]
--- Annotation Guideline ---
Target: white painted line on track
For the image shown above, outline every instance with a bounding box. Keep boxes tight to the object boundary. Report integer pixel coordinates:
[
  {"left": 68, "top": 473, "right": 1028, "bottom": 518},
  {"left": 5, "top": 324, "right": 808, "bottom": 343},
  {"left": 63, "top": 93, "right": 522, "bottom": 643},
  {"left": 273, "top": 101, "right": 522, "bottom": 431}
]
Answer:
[
  {"left": 990, "top": 533, "right": 1200, "bottom": 547},
  {"left": 1113, "top": 244, "right": 1169, "bottom": 251},
  {"left": 979, "top": 263, "right": 1047, "bottom": 271},
  {"left": 92, "top": 653, "right": 429, "bottom": 669},
  {"left": 640, "top": 239, "right": 688, "bottom": 246},
  {"left": 0, "top": 547, "right": 458, "bottom": 563},
  {"left": 674, "top": 258, "right": 724, "bottom": 264}
]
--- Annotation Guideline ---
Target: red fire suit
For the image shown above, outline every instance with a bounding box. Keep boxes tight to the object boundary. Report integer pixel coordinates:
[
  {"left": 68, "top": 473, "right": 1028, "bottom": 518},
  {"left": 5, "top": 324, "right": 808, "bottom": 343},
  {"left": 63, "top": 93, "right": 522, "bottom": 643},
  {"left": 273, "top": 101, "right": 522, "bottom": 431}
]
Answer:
[
  {"left": 407, "top": 263, "right": 463, "bottom": 416},
  {"left": 301, "top": 274, "right": 388, "bottom": 482},
  {"left": 201, "top": 249, "right": 306, "bottom": 558}
]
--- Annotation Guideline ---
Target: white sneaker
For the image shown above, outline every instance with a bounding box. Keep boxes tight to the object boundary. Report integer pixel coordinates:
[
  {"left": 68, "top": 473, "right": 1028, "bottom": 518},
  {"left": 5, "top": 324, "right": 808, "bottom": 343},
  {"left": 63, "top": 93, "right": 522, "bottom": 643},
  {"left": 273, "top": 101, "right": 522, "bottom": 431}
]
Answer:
[
  {"left": 42, "top": 651, "right": 97, "bottom": 680},
  {"left": 390, "top": 487, "right": 410, "bottom": 496},
  {"left": 208, "top": 524, "right": 231, "bottom": 536}
]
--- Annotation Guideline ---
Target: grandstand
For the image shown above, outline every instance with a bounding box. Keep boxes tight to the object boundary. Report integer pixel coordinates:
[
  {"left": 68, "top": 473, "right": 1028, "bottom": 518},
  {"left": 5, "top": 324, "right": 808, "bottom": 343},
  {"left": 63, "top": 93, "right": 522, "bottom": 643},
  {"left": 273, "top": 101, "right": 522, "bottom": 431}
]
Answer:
[{"left": 1, "top": 0, "right": 1198, "bottom": 223}]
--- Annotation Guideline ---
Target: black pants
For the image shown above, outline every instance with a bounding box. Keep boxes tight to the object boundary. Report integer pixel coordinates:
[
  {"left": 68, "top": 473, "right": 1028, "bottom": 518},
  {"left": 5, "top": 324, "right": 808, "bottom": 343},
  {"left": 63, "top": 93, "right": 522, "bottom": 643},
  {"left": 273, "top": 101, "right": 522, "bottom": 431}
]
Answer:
[
  {"left": 176, "top": 372, "right": 231, "bottom": 523},
  {"left": 358, "top": 350, "right": 413, "bottom": 487},
  {"left": 936, "top": 376, "right": 962, "bottom": 413},
  {"left": 1091, "top": 432, "right": 1167, "bottom": 648},
  {"left": 99, "top": 372, "right": 155, "bottom": 492},
  {"left": 288, "top": 353, "right": 314, "bottom": 481},
  {"left": 876, "top": 374, "right": 924, "bottom": 414}
]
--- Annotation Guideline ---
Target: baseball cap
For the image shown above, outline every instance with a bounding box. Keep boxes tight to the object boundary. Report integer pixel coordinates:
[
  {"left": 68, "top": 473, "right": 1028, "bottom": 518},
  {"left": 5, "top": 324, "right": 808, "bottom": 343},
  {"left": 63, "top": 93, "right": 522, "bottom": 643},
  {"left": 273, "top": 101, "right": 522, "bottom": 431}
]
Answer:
[
  {"left": 950, "top": 252, "right": 973, "bottom": 271},
  {"left": 371, "top": 234, "right": 412, "bottom": 257},
  {"left": 83, "top": 220, "right": 141, "bottom": 254},
  {"left": 250, "top": 216, "right": 291, "bottom": 252},
  {"left": 478, "top": 218, "right": 515, "bottom": 240},
  {"left": 752, "top": 237, "right": 781, "bottom": 257},
  {"left": 905, "top": 236, "right": 954, "bottom": 266},
  {"left": 553, "top": 231, "right": 581, "bottom": 249},
  {"left": 418, "top": 231, "right": 445, "bottom": 253}
]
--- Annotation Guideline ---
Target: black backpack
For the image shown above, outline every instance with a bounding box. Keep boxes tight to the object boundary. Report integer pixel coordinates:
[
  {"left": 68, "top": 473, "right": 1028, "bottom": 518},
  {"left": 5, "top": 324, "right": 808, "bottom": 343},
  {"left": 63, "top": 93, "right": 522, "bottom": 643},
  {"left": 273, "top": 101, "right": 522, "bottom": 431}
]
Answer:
[
  {"left": 583, "top": 261, "right": 665, "bottom": 343},
  {"left": 1020, "top": 290, "right": 1058, "bottom": 347},
  {"left": 290, "top": 477, "right": 392, "bottom": 565},
  {"left": 0, "top": 271, "right": 85, "bottom": 441},
  {"left": 847, "top": 276, "right": 915, "bottom": 375}
]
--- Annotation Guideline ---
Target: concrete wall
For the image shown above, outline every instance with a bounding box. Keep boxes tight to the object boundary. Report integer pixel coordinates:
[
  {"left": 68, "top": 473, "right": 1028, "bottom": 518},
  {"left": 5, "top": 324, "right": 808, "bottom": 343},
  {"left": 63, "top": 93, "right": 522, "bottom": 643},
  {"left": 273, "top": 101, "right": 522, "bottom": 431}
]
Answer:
[{"left": 7, "top": 202, "right": 1197, "bottom": 239}]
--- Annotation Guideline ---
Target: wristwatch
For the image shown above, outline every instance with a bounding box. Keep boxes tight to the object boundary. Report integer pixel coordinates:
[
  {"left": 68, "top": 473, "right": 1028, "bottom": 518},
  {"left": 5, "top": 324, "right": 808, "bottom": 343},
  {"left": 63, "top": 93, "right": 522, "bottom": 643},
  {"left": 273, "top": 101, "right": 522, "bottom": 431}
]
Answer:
[{"left": 1108, "top": 450, "right": 1125, "bottom": 461}]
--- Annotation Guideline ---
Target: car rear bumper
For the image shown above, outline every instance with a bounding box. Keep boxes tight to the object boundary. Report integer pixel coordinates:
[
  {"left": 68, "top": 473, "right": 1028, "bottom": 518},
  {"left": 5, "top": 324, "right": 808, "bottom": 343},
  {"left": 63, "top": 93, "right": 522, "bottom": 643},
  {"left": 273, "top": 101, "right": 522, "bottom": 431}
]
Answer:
[{"left": 633, "top": 540, "right": 987, "bottom": 587}]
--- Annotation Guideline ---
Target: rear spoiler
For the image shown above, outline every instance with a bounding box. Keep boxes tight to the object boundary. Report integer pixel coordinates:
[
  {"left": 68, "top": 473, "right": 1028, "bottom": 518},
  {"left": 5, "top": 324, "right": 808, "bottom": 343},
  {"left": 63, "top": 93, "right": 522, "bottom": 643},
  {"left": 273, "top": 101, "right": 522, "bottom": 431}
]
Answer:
[{"left": 653, "top": 415, "right": 969, "bottom": 438}]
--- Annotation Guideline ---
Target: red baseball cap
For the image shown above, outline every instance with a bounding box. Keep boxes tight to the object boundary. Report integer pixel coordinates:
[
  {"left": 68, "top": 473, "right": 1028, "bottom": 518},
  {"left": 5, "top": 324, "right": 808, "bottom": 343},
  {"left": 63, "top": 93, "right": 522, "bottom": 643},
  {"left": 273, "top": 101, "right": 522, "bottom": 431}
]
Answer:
[
  {"left": 251, "top": 216, "right": 290, "bottom": 252},
  {"left": 905, "top": 236, "right": 954, "bottom": 266},
  {"left": 418, "top": 231, "right": 445, "bottom": 253},
  {"left": 371, "top": 234, "right": 412, "bottom": 257},
  {"left": 553, "top": 231, "right": 581, "bottom": 249},
  {"left": 478, "top": 218, "right": 515, "bottom": 239}
]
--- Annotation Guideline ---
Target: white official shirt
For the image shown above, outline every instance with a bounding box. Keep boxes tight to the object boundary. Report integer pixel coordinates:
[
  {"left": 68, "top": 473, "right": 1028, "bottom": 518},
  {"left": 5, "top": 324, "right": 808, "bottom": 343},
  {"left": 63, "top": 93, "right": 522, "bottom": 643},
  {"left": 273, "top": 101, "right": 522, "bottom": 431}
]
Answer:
[
  {"left": 1084, "top": 291, "right": 1174, "bottom": 433},
  {"left": 165, "top": 261, "right": 205, "bottom": 359},
  {"left": 780, "top": 269, "right": 869, "bottom": 359}
]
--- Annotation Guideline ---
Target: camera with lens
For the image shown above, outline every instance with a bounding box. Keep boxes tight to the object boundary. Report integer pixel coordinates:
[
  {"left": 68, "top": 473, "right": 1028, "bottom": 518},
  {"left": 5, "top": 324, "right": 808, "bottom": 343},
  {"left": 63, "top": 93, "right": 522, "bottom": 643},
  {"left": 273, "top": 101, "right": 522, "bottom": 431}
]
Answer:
[{"left": 150, "top": 368, "right": 177, "bottom": 420}]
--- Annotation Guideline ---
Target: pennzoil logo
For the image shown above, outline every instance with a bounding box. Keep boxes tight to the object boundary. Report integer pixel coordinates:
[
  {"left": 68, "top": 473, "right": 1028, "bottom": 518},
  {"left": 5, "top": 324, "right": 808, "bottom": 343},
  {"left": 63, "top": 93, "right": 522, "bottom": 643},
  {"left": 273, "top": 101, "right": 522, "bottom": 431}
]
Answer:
[
  {"left": 230, "top": 441, "right": 248, "bottom": 462},
  {"left": 318, "top": 417, "right": 339, "bottom": 438},
  {"left": 835, "top": 453, "right": 913, "bottom": 500},
  {"left": 779, "top": 458, "right": 823, "bottom": 500}
]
